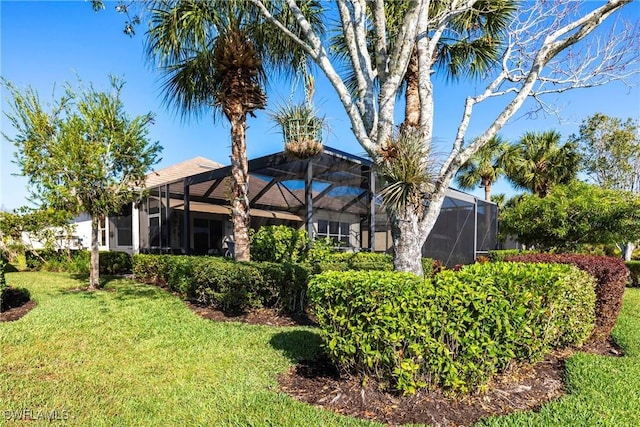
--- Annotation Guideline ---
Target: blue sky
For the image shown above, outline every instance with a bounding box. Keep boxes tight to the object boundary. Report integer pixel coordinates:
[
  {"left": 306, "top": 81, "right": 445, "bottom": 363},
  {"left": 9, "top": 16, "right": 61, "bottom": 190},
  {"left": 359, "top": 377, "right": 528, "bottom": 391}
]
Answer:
[{"left": 1, "top": 1, "right": 639, "bottom": 212}]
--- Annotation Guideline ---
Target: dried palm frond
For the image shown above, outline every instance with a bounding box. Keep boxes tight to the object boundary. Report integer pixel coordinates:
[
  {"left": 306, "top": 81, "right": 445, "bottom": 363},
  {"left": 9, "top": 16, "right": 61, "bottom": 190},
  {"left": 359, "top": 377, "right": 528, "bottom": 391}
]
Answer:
[{"left": 285, "top": 139, "right": 323, "bottom": 159}]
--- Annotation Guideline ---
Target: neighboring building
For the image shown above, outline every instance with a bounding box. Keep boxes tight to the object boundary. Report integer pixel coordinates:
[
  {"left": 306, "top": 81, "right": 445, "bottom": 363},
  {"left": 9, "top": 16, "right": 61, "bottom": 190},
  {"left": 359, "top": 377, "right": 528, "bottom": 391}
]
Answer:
[{"left": 61, "top": 147, "right": 497, "bottom": 267}]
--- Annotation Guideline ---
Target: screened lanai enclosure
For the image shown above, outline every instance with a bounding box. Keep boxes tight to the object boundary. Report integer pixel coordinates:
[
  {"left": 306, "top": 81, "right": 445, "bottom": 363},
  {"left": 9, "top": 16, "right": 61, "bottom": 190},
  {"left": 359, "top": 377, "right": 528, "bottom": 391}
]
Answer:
[{"left": 137, "top": 147, "right": 497, "bottom": 267}]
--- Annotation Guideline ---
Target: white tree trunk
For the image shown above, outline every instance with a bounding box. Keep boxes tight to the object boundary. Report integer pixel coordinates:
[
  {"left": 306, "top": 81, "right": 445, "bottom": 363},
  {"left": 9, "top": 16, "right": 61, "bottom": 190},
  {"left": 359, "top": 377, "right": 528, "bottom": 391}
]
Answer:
[
  {"left": 621, "top": 241, "right": 635, "bottom": 262},
  {"left": 390, "top": 209, "right": 425, "bottom": 277}
]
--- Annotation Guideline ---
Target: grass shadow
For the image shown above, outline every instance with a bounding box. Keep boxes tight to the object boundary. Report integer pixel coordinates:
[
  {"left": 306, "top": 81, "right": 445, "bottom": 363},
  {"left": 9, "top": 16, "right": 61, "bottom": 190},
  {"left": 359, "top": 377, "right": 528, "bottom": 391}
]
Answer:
[{"left": 270, "top": 329, "right": 323, "bottom": 362}]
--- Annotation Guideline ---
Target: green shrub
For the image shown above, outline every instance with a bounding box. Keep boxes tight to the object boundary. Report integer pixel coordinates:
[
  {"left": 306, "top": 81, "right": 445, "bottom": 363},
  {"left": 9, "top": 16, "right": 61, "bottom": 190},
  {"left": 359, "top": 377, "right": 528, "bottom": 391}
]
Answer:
[
  {"left": 313, "top": 252, "right": 394, "bottom": 273},
  {"left": 311, "top": 251, "right": 440, "bottom": 278},
  {"left": 132, "top": 254, "right": 172, "bottom": 284},
  {"left": 24, "top": 250, "right": 131, "bottom": 275},
  {"left": 626, "top": 261, "right": 640, "bottom": 287},
  {"left": 308, "top": 262, "right": 595, "bottom": 395},
  {"left": 1, "top": 287, "right": 31, "bottom": 312},
  {"left": 191, "top": 258, "right": 264, "bottom": 313},
  {"left": 37, "top": 250, "right": 89, "bottom": 274},
  {"left": 99, "top": 251, "right": 132, "bottom": 275},
  {"left": 487, "top": 249, "right": 537, "bottom": 262},
  {"left": 421, "top": 257, "right": 443, "bottom": 277},
  {"left": 309, "top": 270, "right": 433, "bottom": 394},
  {"left": 306, "top": 237, "right": 335, "bottom": 264},
  {"left": 250, "top": 225, "right": 310, "bottom": 263},
  {"left": 132, "top": 254, "right": 311, "bottom": 314}
]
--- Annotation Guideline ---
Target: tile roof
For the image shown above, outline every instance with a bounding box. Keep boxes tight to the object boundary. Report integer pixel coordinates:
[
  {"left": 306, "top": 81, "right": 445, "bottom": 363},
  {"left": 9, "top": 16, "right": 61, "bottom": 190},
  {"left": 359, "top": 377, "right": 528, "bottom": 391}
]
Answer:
[{"left": 145, "top": 157, "right": 223, "bottom": 188}]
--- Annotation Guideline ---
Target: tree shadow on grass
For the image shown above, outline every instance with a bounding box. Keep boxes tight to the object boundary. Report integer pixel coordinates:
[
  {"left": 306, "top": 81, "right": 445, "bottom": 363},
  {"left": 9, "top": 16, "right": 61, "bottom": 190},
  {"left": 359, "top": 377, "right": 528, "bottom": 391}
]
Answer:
[
  {"left": 58, "top": 275, "right": 165, "bottom": 301},
  {"left": 270, "top": 329, "right": 324, "bottom": 362},
  {"left": 109, "top": 284, "right": 167, "bottom": 302}
]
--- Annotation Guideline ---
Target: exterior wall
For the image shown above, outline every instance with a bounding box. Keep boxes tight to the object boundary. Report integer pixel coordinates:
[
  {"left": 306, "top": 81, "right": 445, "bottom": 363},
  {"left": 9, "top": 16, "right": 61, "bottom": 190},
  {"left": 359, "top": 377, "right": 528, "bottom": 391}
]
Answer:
[{"left": 20, "top": 212, "right": 107, "bottom": 252}]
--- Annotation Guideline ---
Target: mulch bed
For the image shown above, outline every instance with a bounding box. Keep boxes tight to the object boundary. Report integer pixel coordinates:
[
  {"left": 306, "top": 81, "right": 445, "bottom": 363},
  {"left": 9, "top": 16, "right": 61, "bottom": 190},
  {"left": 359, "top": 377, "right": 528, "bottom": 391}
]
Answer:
[
  {"left": 188, "top": 302, "right": 624, "bottom": 426},
  {"left": 185, "top": 301, "right": 317, "bottom": 327},
  {"left": 279, "top": 353, "right": 566, "bottom": 426}
]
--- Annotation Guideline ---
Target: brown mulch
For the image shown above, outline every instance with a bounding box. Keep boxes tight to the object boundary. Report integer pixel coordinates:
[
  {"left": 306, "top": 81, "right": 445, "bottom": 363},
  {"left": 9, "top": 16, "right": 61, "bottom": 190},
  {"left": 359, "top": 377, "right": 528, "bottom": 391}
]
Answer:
[
  {"left": 187, "top": 302, "right": 624, "bottom": 426},
  {"left": 185, "top": 301, "right": 317, "bottom": 327},
  {"left": 280, "top": 353, "right": 565, "bottom": 427}
]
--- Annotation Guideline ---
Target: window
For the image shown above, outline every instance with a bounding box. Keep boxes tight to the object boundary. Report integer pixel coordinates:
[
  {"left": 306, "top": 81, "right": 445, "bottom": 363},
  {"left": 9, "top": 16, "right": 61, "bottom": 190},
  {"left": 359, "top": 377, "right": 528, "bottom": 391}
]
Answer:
[{"left": 317, "top": 220, "right": 350, "bottom": 245}]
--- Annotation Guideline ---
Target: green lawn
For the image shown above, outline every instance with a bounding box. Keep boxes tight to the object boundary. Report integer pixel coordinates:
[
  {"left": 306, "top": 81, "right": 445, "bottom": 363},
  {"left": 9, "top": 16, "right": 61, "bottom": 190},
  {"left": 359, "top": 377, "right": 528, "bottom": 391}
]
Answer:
[{"left": 1, "top": 272, "right": 639, "bottom": 426}]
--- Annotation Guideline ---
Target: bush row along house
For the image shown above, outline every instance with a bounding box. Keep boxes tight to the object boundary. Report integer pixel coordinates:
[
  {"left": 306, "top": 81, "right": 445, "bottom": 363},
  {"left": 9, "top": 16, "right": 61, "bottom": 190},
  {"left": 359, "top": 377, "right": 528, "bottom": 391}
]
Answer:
[{"left": 60, "top": 147, "right": 497, "bottom": 267}]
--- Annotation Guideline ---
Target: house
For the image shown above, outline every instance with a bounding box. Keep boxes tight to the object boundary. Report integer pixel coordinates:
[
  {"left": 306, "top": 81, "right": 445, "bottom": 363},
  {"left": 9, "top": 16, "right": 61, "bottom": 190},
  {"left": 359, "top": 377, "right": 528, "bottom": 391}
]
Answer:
[{"left": 66, "top": 147, "right": 498, "bottom": 267}]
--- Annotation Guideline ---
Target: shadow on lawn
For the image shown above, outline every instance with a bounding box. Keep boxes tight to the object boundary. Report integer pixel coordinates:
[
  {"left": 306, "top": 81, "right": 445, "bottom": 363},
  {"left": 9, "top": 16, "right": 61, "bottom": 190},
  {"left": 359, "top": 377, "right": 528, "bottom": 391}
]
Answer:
[
  {"left": 58, "top": 275, "right": 165, "bottom": 301},
  {"left": 110, "top": 284, "right": 166, "bottom": 301},
  {"left": 270, "top": 329, "right": 324, "bottom": 362}
]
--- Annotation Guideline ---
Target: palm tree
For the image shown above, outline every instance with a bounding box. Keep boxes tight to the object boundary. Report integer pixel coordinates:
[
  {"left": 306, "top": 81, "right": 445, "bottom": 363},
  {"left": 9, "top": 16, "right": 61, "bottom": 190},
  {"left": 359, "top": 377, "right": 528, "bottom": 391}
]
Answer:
[
  {"left": 145, "top": 0, "right": 323, "bottom": 261},
  {"left": 505, "top": 130, "right": 581, "bottom": 197},
  {"left": 330, "top": 1, "right": 517, "bottom": 130},
  {"left": 403, "top": 1, "right": 517, "bottom": 129},
  {"left": 490, "top": 193, "right": 506, "bottom": 210},
  {"left": 455, "top": 135, "right": 508, "bottom": 201}
]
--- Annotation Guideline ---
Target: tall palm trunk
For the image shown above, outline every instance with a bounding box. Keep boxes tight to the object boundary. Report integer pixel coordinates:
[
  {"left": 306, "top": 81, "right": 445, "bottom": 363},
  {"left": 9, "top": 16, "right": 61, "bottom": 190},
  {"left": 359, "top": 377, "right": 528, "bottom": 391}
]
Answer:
[
  {"left": 89, "top": 215, "right": 100, "bottom": 290},
  {"left": 403, "top": 48, "right": 420, "bottom": 130},
  {"left": 228, "top": 107, "right": 251, "bottom": 262},
  {"left": 482, "top": 178, "right": 492, "bottom": 201}
]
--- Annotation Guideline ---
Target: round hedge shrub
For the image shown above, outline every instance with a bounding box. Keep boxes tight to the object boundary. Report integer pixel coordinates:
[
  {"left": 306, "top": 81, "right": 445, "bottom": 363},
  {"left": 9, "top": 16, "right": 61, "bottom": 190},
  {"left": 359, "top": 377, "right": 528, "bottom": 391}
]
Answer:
[{"left": 309, "top": 262, "right": 596, "bottom": 395}]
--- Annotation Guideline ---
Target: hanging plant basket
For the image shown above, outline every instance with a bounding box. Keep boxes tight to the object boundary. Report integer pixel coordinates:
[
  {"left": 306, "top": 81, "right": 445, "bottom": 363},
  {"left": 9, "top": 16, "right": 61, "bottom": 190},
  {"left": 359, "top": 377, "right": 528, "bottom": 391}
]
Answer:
[{"left": 272, "top": 104, "right": 325, "bottom": 159}]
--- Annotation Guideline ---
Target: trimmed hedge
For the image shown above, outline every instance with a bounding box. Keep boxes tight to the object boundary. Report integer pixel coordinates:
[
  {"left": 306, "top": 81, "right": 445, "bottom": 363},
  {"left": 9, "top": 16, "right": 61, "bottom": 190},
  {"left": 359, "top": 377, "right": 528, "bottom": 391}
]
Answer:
[
  {"left": 308, "top": 262, "right": 595, "bottom": 395},
  {"left": 132, "top": 254, "right": 309, "bottom": 314},
  {"left": 24, "top": 250, "right": 131, "bottom": 275},
  {"left": 504, "top": 253, "right": 627, "bottom": 342},
  {"left": 311, "top": 251, "right": 441, "bottom": 277},
  {"left": 99, "top": 251, "right": 132, "bottom": 275},
  {"left": 487, "top": 249, "right": 537, "bottom": 262},
  {"left": 312, "top": 252, "right": 394, "bottom": 273},
  {"left": 627, "top": 261, "right": 640, "bottom": 287}
]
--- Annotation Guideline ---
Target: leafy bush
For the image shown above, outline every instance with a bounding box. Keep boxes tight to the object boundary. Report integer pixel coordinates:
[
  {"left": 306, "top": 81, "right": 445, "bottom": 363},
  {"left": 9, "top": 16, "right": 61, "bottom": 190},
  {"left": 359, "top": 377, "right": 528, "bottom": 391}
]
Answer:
[
  {"left": 487, "top": 249, "right": 537, "bottom": 262},
  {"left": 132, "top": 254, "right": 310, "bottom": 314},
  {"left": 1, "top": 287, "right": 31, "bottom": 312},
  {"left": 250, "top": 225, "right": 310, "bottom": 263},
  {"left": 500, "top": 182, "right": 640, "bottom": 251},
  {"left": 505, "top": 253, "right": 627, "bottom": 341},
  {"left": 98, "top": 251, "right": 132, "bottom": 275},
  {"left": 310, "top": 251, "right": 441, "bottom": 278},
  {"left": 312, "top": 252, "right": 394, "bottom": 273},
  {"left": 25, "top": 250, "right": 131, "bottom": 275},
  {"left": 306, "top": 237, "right": 335, "bottom": 264},
  {"left": 626, "top": 261, "right": 640, "bottom": 287},
  {"left": 421, "top": 257, "right": 443, "bottom": 277},
  {"left": 32, "top": 250, "right": 90, "bottom": 274},
  {"left": 308, "top": 262, "right": 595, "bottom": 395}
]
